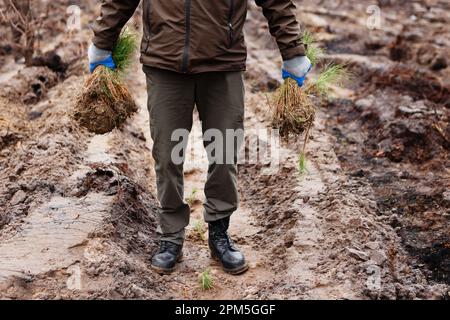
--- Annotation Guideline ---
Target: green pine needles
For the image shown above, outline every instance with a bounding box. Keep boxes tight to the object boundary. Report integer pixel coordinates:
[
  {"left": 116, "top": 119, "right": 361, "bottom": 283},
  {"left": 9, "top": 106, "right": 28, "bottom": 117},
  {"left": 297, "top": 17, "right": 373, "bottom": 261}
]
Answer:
[
  {"left": 112, "top": 28, "right": 138, "bottom": 72},
  {"left": 199, "top": 268, "right": 214, "bottom": 290}
]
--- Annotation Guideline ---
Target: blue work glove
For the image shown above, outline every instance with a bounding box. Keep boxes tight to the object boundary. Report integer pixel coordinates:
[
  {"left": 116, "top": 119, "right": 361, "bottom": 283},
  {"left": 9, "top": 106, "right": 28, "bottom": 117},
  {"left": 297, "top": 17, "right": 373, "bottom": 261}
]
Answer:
[
  {"left": 282, "top": 55, "right": 312, "bottom": 87},
  {"left": 88, "top": 43, "right": 116, "bottom": 73}
]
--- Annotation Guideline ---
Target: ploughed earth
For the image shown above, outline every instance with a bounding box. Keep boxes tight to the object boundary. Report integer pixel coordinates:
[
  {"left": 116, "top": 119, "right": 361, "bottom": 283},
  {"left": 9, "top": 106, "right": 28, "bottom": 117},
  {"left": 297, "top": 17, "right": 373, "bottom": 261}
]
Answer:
[{"left": 0, "top": 0, "right": 448, "bottom": 299}]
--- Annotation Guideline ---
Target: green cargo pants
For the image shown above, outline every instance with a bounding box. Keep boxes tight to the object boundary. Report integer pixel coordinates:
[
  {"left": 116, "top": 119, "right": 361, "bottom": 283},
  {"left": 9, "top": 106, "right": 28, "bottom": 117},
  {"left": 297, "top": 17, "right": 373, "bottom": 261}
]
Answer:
[{"left": 143, "top": 66, "right": 245, "bottom": 245}]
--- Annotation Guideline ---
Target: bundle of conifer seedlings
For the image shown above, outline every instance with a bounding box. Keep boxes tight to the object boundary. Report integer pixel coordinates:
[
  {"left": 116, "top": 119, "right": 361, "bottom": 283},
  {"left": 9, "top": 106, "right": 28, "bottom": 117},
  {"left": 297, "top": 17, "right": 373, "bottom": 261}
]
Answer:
[
  {"left": 72, "top": 29, "right": 138, "bottom": 134},
  {"left": 271, "top": 31, "right": 348, "bottom": 174}
]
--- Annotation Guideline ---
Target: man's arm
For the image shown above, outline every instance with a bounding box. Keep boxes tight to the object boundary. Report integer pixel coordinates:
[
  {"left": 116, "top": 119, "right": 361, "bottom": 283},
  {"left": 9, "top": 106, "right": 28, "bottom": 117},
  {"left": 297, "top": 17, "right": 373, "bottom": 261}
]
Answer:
[
  {"left": 92, "top": 0, "right": 140, "bottom": 51},
  {"left": 255, "top": 0, "right": 305, "bottom": 60},
  {"left": 256, "top": 0, "right": 311, "bottom": 86}
]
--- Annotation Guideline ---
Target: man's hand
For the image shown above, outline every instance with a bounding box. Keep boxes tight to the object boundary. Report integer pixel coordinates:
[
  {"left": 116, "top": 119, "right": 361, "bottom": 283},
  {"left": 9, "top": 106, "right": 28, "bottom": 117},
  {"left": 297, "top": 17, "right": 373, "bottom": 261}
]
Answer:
[
  {"left": 282, "top": 55, "right": 312, "bottom": 87},
  {"left": 88, "top": 43, "right": 116, "bottom": 73}
]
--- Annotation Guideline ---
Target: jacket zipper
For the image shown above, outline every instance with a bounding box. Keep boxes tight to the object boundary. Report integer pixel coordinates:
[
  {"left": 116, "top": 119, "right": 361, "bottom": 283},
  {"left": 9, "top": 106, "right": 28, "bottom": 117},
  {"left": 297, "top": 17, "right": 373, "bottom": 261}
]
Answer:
[
  {"left": 181, "top": 0, "right": 191, "bottom": 73},
  {"left": 144, "top": 0, "right": 152, "bottom": 52},
  {"left": 227, "top": 0, "right": 234, "bottom": 48},
  {"left": 142, "top": 0, "right": 152, "bottom": 52}
]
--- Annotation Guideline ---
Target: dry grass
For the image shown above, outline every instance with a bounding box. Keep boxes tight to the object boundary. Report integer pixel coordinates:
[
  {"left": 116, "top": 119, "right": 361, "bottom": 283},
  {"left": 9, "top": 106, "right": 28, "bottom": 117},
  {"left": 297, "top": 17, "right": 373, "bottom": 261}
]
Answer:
[
  {"left": 72, "top": 28, "right": 138, "bottom": 134},
  {"left": 72, "top": 66, "right": 137, "bottom": 134}
]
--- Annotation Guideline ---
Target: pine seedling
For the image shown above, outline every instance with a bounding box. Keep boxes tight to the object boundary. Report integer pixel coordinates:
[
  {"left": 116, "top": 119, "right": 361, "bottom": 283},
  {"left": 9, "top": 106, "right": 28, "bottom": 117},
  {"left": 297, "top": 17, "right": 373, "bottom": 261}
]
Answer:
[
  {"left": 199, "top": 268, "right": 214, "bottom": 290},
  {"left": 298, "top": 152, "right": 308, "bottom": 175},
  {"left": 193, "top": 219, "right": 206, "bottom": 242},
  {"left": 310, "top": 63, "right": 349, "bottom": 95},
  {"left": 271, "top": 77, "right": 315, "bottom": 138},
  {"left": 72, "top": 28, "right": 138, "bottom": 134},
  {"left": 303, "top": 30, "right": 324, "bottom": 66},
  {"left": 186, "top": 187, "right": 199, "bottom": 207},
  {"left": 112, "top": 28, "right": 138, "bottom": 72}
]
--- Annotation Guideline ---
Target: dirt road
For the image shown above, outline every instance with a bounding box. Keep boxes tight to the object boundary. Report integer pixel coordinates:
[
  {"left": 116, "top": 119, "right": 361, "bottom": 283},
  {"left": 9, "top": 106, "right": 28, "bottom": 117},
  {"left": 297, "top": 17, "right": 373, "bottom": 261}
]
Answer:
[{"left": 0, "top": 0, "right": 448, "bottom": 299}]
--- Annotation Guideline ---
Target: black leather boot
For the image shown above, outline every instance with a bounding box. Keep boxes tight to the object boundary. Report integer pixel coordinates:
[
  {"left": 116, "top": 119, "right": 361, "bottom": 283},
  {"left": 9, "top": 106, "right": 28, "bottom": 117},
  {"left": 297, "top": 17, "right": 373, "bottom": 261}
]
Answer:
[
  {"left": 151, "top": 241, "right": 183, "bottom": 274},
  {"left": 208, "top": 217, "right": 248, "bottom": 275}
]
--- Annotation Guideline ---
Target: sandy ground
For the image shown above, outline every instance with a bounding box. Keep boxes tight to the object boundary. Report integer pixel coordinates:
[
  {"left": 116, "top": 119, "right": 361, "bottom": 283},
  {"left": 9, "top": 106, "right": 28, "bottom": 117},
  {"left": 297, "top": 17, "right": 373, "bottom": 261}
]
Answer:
[{"left": 0, "top": 0, "right": 449, "bottom": 299}]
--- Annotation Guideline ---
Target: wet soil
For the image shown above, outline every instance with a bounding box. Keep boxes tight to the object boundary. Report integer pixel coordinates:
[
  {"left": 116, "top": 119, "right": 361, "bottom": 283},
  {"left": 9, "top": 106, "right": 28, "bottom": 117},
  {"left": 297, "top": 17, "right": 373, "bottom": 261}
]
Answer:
[{"left": 311, "top": 0, "right": 450, "bottom": 289}]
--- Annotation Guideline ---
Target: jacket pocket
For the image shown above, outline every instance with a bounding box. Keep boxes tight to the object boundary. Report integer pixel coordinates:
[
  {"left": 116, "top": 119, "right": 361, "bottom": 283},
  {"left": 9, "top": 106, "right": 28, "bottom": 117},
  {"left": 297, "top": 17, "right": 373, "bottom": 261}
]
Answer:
[{"left": 227, "top": 0, "right": 234, "bottom": 48}]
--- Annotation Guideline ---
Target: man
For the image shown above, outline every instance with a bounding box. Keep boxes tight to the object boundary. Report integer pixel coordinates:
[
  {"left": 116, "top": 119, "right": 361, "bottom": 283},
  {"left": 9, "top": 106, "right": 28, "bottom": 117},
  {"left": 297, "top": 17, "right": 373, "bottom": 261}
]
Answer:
[{"left": 89, "top": 0, "right": 311, "bottom": 275}]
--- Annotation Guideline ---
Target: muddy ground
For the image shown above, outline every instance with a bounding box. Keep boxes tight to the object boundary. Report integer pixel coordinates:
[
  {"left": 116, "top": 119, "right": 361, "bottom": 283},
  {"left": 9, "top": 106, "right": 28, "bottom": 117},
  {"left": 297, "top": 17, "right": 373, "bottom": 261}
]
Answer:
[{"left": 0, "top": 0, "right": 448, "bottom": 299}]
